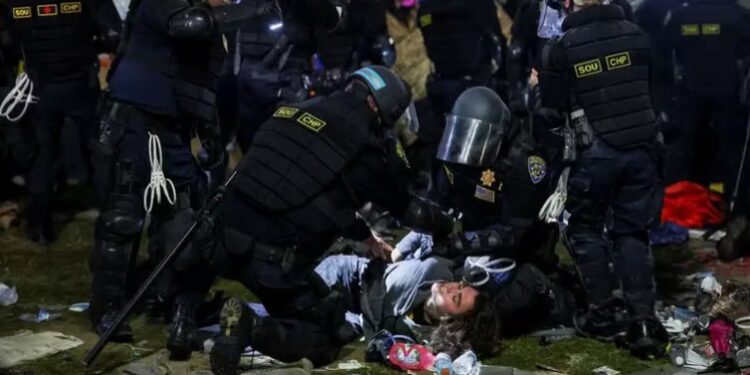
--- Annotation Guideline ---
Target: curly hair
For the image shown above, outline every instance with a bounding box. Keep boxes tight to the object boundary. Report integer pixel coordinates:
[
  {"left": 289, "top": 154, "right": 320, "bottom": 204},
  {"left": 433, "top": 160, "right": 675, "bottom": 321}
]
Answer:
[{"left": 428, "top": 293, "right": 502, "bottom": 359}]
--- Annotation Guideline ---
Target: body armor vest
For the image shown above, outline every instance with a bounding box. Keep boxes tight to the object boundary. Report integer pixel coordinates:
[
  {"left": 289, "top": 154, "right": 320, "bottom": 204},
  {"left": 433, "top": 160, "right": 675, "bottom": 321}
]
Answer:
[
  {"left": 560, "top": 6, "right": 657, "bottom": 148},
  {"left": 233, "top": 92, "right": 375, "bottom": 220},
  {"left": 5, "top": 0, "right": 96, "bottom": 82},
  {"left": 417, "top": 0, "right": 487, "bottom": 77},
  {"left": 172, "top": 36, "right": 225, "bottom": 124}
]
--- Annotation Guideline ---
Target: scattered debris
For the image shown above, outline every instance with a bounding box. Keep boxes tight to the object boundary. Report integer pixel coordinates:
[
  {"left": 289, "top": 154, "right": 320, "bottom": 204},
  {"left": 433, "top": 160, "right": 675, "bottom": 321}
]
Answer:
[
  {"left": 0, "top": 283, "right": 18, "bottom": 306},
  {"left": 19, "top": 308, "right": 61, "bottom": 323},
  {"left": 68, "top": 302, "right": 89, "bottom": 312},
  {"left": 592, "top": 366, "right": 620, "bottom": 375},
  {"left": 669, "top": 342, "right": 716, "bottom": 370},
  {"left": 536, "top": 363, "right": 567, "bottom": 374},
  {"left": 452, "top": 351, "right": 480, "bottom": 375},
  {"left": 318, "top": 359, "right": 367, "bottom": 371},
  {"left": 0, "top": 331, "right": 83, "bottom": 368}
]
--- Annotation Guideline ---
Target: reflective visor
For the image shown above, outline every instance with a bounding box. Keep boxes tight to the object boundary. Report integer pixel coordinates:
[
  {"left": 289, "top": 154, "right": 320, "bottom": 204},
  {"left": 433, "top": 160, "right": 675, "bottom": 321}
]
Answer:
[{"left": 436, "top": 115, "right": 504, "bottom": 167}]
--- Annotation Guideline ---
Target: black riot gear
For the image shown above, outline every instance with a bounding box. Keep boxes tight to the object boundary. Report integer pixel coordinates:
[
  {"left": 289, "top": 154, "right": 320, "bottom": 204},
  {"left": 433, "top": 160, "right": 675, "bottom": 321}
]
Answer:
[
  {"left": 539, "top": 5, "right": 657, "bottom": 149},
  {"left": 437, "top": 87, "right": 510, "bottom": 167}
]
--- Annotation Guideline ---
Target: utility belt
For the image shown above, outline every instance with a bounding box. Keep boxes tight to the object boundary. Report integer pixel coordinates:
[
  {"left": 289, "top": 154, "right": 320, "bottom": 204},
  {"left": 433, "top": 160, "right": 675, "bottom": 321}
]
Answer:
[
  {"left": 223, "top": 226, "right": 312, "bottom": 274},
  {"left": 561, "top": 107, "right": 594, "bottom": 164}
]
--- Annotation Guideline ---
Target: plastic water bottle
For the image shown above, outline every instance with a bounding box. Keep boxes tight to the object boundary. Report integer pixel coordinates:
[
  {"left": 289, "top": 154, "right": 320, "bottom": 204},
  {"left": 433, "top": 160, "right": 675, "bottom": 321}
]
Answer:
[{"left": 433, "top": 352, "right": 453, "bottom": 375}]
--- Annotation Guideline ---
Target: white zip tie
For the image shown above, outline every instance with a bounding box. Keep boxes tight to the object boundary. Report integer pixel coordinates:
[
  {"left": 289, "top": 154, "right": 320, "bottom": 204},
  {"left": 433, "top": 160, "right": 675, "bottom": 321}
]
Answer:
[
  {"left": 737, "top": 316, "right": 750, "bottom": 330},
  {"left": 539, "top": 166, "right": 570, "bottom": 224},
  {"left": 143, "top": 132, "right": 176, "bottom": 213},
  {"left": 0, "top": 73, "right": 38, "bottom": 122},
  {"left": 464, "top": 256, "right": 517, "bottom": 287}
]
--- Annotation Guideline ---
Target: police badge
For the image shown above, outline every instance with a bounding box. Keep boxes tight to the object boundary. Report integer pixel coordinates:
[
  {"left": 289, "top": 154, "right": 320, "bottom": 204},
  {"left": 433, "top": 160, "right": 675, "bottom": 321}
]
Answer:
[{"left": 528, "top": 156, "right": 547, "bottom": 184}]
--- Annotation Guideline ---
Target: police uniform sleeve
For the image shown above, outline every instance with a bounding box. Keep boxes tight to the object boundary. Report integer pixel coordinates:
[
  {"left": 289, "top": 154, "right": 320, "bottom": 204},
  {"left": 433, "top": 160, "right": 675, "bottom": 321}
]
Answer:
[
  {"left": 538, "top": 38, "right": 570, "bottom": 112},
  {"left": 281, "top": 0, "right": 341, "bottom": 32}
]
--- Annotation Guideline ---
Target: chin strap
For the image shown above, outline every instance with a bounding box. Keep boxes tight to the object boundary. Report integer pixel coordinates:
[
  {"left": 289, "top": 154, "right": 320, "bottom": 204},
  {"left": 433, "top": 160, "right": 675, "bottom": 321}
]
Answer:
[{"left": 143, "top": 132, "right": 177, "bottom": 213}]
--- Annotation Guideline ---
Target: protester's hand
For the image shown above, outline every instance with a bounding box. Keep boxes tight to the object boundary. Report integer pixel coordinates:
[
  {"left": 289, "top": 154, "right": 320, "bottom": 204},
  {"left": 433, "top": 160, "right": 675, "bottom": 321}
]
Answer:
[{"left": 365, "top": 234, "right": 393, "bottom": 261}]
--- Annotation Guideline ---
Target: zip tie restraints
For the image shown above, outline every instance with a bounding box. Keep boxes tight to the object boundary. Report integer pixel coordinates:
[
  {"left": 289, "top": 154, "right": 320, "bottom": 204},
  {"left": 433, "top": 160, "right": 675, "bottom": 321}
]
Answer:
[
  {"left": 0, "top": 73, "right": 38, "bottom": 122},
  {"left": 143, "top": 132, "right": 176, "bottom": 213},
  {"left": 538, "top": 166, "right": 570, "bottom": 223}
]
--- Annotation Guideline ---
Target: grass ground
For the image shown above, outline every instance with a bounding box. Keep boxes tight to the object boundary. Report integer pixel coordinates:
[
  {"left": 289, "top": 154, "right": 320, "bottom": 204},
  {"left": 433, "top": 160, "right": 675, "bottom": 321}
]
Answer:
[{"left": 0, "top": 213, "right": 696, "bottom": 375}]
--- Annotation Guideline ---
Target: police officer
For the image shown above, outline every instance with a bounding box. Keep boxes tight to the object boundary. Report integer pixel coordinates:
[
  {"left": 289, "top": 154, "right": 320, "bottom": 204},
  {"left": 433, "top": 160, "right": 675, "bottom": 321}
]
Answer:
[
  {"left": 229, "top": 0, "right": 342, "bottom": 152},
  {"left": 89, "top": 0, "right": 276, "bottom": 352},
  {"left": 393, "top": 87, "right": 553, "bottom": 269},
  {"left": 167, "top": 66, "right": 420, "bottom": 371},
  {"left": 418, "top": 0, "right": 505, "bottom": 116},
  {"left": 312, "top": 0, "right": 395, "bottom": 95},
  {"left": 0, "top": 0, "right": 119, "bottom": 243},
  {"left": 660, "top": 0, "right": 750, "bottom": 261},
  {"left": 538, "top": 0, "right": 667, "bottom": 358}
]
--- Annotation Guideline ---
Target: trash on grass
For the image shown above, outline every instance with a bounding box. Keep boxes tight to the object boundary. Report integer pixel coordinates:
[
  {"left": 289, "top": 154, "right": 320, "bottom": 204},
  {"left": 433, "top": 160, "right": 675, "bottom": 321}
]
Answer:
[
  {"left": 453, "top": 351, "right": 480, "bottom": 375},
  {"left": 19, "top": 308, "right": 62, "bottom": 323},
  {"left": 592, "top": 366, "right": 620, "bottom": 375},
  {"left": 320, "top": 359, "right": 367, "bottom": 371},
  {"left": 669, "top": 342, "right": 717, "bottom": 370},
  {"left": 68, "top": 302, "right": 89, "bottom": 312},
  {"left": 0, "top": 283, "right": 18, "bottom": 306},
  {"left": 709, "top": 319, "right": 734, "bottom": 356},
  {"left": 0, "top": 331, "right": 83, "bottom": 368}
]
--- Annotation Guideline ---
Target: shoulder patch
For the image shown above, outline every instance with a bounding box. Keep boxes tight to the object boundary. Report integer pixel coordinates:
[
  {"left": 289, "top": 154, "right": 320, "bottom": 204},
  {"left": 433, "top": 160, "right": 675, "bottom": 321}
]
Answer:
[
  {"left": 37, "top": 4, "right": 58, "bottom": 16},
  {"left": 605, "top": 52, "right": 631, "bottom": 71},
  {"left": 419, "top": 14, "right": 432, "bottom": 27},
  {"left": 701, "top": 23, "right": 720, "bottom": 35},
  {"left": 474, "top": 185, "right": 496, "bottom": 203},
  {"left": 681, "top": 24, "right": 699, "bottom": 36},
  {"left": 396, "top": 141, "right": 411, "bottom": 169},
  {"left": 573, "top": 58, "right": 602, "bottom": 78},
  {"left": 528, "top": 156, "right": 547, "bottom": 184},
  {"left": 273, "top": 106, "right": 299, "bottom": 119},
  {"left": 61, "top": 2, "right": 82, "bottom": 14},
  {"left": 12, "top": 6, "right": 32, "bottom": 18},
  {"left": 297, "top": 112, "right": 327, "bottom": 132}
]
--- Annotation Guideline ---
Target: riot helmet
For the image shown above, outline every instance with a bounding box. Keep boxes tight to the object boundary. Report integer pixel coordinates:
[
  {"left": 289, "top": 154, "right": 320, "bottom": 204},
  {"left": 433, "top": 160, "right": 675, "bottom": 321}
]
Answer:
[
  {"left": 436, "top": 87, "right": 510, "bottom": 167},
  {"left": 351, "top": 66, "right": 419, "bottom": 135}
]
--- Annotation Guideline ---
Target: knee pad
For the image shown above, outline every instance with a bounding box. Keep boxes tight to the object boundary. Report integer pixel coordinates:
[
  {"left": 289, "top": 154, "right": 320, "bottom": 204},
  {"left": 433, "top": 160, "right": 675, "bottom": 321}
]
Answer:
[{"left": 99, "top": 194, "right": 145, "bottom": 238}]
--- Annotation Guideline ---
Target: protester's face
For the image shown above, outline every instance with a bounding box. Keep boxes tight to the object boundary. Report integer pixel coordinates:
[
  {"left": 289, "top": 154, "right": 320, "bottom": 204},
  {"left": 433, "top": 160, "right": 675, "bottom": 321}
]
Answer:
[{"left": 429, "top": 282, "right": 478, "bottom": 316}]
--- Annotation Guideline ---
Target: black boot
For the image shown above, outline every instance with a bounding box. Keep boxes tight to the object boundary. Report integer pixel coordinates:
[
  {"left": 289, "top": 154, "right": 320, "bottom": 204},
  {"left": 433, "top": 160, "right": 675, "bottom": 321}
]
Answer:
[
  {"left": 574, "top": 299, "right": 628, "bottom": 342},
  {"left": 210, "top": 298, "right": 257, "bottom": 375},
  {"left": 167, "top": 301, "right": 198, "bottom": 361},
  {"left": 26, "top": 195, "right": 55, "bottom": 245},
  {"left": 94, "top": 307, "right": 134, "bottom": 343},
  {"left": 718, "top": 216, "right": 750, "bottom": 262},
  {"left": 626, "top": 319, "right": 669, "bottom": 359}
]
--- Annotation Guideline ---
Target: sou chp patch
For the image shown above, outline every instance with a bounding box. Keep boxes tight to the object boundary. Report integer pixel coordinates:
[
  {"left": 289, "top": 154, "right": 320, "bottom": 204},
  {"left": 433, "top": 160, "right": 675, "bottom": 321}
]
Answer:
[{"left": 528, "top": 156, "right": 546, "bottom": 184}]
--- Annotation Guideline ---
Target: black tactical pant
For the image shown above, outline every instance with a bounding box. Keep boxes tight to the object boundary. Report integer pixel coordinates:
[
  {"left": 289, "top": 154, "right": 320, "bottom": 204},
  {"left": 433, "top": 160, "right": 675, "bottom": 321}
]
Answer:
[
  {"left": 565, "top": 139, "right": 662, "bottom": 320},
  {"left": 27, "top": 78, "right": 99, "bottom": 233},
  {"left": 665, "top": 87, "right": 747, "bottom": 214},
  {"left": 89, "top": 105, "right": 202, "bottom": 325},
  {"left": 175, "top": 222, "right": 351, "bottom": 367}
]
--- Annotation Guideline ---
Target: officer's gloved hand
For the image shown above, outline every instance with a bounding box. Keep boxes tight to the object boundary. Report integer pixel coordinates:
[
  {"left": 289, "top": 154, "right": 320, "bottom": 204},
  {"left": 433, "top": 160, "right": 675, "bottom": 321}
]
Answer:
[{"left": 197, "top": 138, "right": 226, "bottom": 172}]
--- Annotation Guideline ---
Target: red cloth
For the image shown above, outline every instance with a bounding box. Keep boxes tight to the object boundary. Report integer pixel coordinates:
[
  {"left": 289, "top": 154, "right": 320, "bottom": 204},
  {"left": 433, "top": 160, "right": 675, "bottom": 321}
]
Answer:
[{"left": 661, "top": 181, "right": 725, "bottom": 229}]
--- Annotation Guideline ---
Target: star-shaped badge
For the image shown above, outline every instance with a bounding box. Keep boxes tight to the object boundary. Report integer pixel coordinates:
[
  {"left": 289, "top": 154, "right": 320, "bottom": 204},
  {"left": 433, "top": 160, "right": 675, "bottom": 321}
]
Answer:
[{"left": 480, "top": 169, "right": 496, "bottom": 187}]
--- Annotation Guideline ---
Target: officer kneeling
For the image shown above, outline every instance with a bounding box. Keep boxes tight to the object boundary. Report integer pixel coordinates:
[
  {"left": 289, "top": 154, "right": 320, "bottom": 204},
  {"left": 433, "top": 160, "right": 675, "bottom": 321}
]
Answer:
[
  {"left": 171, "top": 66, "right": 421, "bottom": 373},
  {"left": 537, "top": 0, "right": 668, "bottom": 359}
]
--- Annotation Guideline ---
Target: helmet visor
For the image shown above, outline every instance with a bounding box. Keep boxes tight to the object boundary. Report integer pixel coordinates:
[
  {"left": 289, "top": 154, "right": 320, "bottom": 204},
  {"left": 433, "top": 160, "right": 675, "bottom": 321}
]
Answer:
[
  {"left": 436, "top": 115, "right": 504, "bottom": 167},
  {"left": 394, "top": 102, "right": 420, "bottom": 146}
]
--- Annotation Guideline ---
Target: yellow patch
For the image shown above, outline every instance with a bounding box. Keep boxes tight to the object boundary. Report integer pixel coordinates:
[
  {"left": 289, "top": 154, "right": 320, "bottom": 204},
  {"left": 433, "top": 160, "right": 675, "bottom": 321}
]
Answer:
[
  {"left": 61, "top": 2, "right": 82, "bottom": 14},
  {"left": 702, "top": 23, "right": 721, "bottom": 35},
  {"left": 37, "top": 4, "right": 58, "bottom": 16},
  {"left": 396, "top": 141, "right": 411, "bottom": 169},
  {"left": 480, "top": 169, "right": 496, "bottom": 188},
  {"left": 605, "top": 52, "right": 631, "bottom": 71},
  {"left": 474, "top": 185, "right": 496, "bottom": 203},
  {"left": 273, "top": 106, "right": 299, "bottom": 119},
  {"left": 296, "top": 112, "right": 327, "bottom": 132},
  {"left": 443, "top": 165, "right": 455, "bottom": 185},
  {"left": 681, "top": 24, "right": 699, "bottom": 36},
  {"left": 419, "top": 14, "right": 432, "bottom": 27},
  {"left": 12, "top": 6, "right": 32, "bottom": 18},
  {"left": 574, "top": 59, "right": 602, "bottom": 78}
]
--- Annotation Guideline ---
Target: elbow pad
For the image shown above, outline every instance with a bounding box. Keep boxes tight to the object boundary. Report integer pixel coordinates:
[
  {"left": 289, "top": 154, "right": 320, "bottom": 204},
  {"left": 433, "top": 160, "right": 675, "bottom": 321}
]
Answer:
[{"left": 167, "top": 6, "right": 214, "bottom": 38}]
